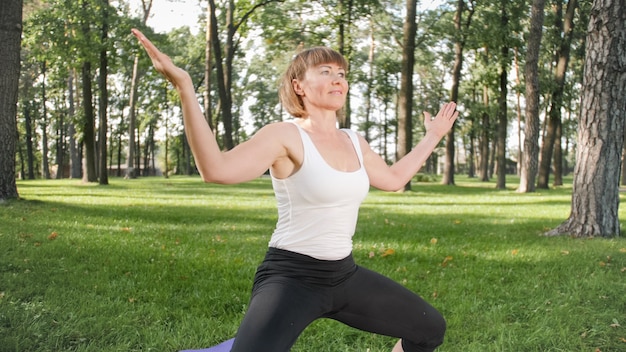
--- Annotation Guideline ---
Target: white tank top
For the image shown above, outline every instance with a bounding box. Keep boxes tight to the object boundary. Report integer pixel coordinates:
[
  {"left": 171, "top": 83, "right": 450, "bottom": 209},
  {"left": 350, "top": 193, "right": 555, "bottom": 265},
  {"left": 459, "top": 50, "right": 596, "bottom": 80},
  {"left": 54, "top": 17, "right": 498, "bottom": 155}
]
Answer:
[{"left": 268, "top": 122, "right": 370, "bottom": 260}]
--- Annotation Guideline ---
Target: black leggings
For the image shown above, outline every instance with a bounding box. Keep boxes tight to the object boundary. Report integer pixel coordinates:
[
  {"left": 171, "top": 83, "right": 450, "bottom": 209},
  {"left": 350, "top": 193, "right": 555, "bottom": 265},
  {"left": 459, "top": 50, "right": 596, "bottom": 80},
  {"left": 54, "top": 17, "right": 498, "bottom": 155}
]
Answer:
[{"left": 230, "top": 248, "right": 446, "bottom": 352}]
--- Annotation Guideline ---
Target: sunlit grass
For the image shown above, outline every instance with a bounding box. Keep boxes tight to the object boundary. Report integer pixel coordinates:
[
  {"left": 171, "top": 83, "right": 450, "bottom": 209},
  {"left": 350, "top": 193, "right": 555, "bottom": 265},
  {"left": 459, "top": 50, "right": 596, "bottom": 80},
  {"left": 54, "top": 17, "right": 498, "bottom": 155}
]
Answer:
[{"left": 1, "top": 176, "right": 624, "bottom": 352}]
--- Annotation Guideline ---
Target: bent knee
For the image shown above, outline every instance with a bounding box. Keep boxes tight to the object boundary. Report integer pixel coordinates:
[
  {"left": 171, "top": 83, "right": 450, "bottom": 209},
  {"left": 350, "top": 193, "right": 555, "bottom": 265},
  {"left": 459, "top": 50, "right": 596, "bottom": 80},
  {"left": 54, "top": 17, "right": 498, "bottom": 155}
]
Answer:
[{"left": 402, "top": 313, "right": 446, "bottom": 352}]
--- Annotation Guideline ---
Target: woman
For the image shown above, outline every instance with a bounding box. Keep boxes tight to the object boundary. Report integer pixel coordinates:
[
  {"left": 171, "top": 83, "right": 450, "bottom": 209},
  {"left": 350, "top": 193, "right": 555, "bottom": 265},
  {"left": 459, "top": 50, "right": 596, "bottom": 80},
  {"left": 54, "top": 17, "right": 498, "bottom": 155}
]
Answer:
[{"left": 132, "top": 28, "right": 458, "bottom": 352}]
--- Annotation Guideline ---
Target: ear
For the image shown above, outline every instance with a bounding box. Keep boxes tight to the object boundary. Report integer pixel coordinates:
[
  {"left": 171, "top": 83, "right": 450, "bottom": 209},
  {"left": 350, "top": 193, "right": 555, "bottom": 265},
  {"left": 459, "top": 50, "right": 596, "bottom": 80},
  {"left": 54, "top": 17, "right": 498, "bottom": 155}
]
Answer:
[{"left": 292, "top": 79, "right": 304, "bottom": 96}]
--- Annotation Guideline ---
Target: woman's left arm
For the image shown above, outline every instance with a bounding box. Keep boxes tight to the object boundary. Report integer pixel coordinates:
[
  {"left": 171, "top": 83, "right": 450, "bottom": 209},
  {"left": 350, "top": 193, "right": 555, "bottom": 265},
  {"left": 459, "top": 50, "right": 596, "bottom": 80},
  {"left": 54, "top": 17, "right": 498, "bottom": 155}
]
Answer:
[{"left": 363, "top": 102, "right": 458, "bottom": 191}]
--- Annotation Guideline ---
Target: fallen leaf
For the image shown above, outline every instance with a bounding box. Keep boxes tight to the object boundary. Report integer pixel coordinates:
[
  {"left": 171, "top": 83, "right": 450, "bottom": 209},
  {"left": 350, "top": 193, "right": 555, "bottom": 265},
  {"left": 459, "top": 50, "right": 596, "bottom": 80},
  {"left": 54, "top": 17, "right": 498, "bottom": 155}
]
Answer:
[
  {"left": 561, "top": 250, "right": 570, "bottom": 255},
  {"left": 511, "top": 249, "right": 519, "bottom": 256},
  {"left": 441, "top": 256, "right": 453, "bottom": 267},
  {"left": 430, "top": 238, "right": 438, "bottom": 245},
  {"left": 381, "top": 248, "right": 395, "bottom": 257},
  {"left": 48, "top": 232, "right": 58, "bottom": 240},
  {"left": 120, "top": 227, "right": 131, "bottom": 232},
  {"left": 619, "top": 248, "right": 626, "bottom": 253},
  {"left": 368, "top": 251, "right": 375, "bottom": 258}
]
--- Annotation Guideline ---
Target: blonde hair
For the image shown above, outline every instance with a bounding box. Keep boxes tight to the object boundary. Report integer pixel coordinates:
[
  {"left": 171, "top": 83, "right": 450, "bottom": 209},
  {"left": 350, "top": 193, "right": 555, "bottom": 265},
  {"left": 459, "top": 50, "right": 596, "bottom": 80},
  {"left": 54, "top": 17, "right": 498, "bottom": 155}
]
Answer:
[{"left": 279, "top": 47, "right": 348, "bottom": 118}]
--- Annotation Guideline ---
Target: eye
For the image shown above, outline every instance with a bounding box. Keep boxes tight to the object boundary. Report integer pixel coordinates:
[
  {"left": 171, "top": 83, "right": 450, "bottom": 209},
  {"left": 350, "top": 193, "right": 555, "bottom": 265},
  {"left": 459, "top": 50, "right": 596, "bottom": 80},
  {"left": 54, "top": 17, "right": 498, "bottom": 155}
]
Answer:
[{"left": 338, "top": 72, "right": 346, "bottom": 78}]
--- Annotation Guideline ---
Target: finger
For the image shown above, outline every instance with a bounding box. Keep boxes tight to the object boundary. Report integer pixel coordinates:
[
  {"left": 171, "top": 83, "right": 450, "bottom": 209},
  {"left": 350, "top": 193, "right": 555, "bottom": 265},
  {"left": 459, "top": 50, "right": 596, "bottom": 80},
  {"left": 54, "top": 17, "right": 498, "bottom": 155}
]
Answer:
[
  {"left": 443, "top": 102, "right": 457, "bottom": 120},
  {"left": 131, "top": 28, "right": 161, "bottom": 59}
]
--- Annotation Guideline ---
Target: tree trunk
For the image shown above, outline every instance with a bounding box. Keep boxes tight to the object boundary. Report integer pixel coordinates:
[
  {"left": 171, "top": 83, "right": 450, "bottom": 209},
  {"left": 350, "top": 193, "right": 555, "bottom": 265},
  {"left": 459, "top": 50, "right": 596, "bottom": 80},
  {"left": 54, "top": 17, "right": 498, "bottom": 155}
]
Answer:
[
  {"left": 479, "top": 47, "right": 490, "bottom": 182},
  {"left": 98, "top": 0, "right": 109, "bottom": 185},
  {"left": 0, "top": 0, "right": 22, "bottom": 201},
  {"left": 442, "top": 0, "right": 465, "bottom": 186},
  {"left": 209, "top": 0, "right": 228, "bottom": 150},
  {"left": 537, "top": 0, "right": 578, "bottom": 189},
  {"left": 364, "top": 20, "right": 375, "bottom": 143},
  {"left": 479, "top": 109, "right": 490, "bottom": 181},
  {"left": 55, "top": 103, "right": 65, "bottom": 179},
  {"left": 553, "top": 118, "right": 563, "bottom": 185},
  {"left": 518, "top": 0, "right": 546, "bottom": 192},
  {"left": 41, "top": 61, "right": 51, "bottom": 179},
  {"left": 81, "top": 60, "right": 97, "bottom": 183},
  {"left": 24, "top": 100, "right": 35, "bottom": 179},
  {"left": 125, "top": 1, "right": 151, "bottom": 179},
  {"left": 68, "top": 69, "right": 82, "bottom": 179},
  {"left": 546, "top": 0, "right": 626, "bottom": 238},
  {"left": 204, "top": 5, "right": 215, "bottom": 132},
  {"left": 397, "top": 0, "right": 417, "bottom": 192},
  {"left": 337, "top": 0, "right": 353, "bottom": 129},
  {"left": 622, "top": 123, "right": 626, "bottom": 185},
  {"left": 495, "top": 2, "right": 509, "bottom": 190},
  {"left": 126, "top": 55, "right": 139, "bottom": 178}
]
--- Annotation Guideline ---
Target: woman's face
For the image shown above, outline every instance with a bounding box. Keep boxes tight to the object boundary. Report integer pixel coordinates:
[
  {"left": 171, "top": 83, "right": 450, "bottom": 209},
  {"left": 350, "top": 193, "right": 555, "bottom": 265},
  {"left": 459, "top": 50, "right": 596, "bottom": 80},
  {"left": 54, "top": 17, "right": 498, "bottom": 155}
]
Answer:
[{"left": 293, "top": 63, "right": 348, "bottom": 113}]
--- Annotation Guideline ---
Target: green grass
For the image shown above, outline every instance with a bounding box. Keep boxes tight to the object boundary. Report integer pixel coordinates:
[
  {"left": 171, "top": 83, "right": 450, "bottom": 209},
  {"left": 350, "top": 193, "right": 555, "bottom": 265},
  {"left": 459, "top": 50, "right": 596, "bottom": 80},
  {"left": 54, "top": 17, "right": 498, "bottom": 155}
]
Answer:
[{"left": 1, "top": 176, "right": 625, "bottom": 352}]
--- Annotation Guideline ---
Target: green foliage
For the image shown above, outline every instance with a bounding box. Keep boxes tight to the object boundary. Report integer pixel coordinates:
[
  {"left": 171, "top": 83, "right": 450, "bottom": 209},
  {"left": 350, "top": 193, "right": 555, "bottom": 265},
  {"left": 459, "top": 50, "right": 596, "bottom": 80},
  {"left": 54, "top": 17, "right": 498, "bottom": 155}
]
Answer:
[{"left": 1, "top": 177, "right": 625, "bottom": 351}]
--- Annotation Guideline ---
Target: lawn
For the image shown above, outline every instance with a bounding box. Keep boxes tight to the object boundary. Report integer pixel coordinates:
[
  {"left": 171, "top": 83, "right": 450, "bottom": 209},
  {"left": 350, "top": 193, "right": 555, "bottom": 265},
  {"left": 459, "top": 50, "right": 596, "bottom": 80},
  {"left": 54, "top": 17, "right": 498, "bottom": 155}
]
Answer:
[{"left": 0, "top": 176, "right": 624, "bottom": 352}]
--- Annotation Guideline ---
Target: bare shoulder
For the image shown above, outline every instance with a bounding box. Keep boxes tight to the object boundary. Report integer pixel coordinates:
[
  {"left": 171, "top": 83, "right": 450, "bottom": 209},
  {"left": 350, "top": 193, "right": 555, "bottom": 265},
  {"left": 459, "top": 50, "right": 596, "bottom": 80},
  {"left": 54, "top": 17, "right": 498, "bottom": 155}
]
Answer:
[
  {"left": 354, "top": 131, "right": 375, "bottom": 155},
  {"left": 256, "top": 121, "right": 300, "bottom": 145},
  {"left": 258, "top": 120, "right": 297, "bottom": 135}
]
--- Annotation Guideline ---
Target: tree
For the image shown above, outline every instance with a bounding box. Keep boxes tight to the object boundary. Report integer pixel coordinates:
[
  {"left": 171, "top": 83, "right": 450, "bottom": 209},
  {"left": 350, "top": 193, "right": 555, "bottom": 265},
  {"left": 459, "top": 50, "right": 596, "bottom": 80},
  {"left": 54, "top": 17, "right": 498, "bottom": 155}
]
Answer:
[
  {"left": 126, "top": 0, "right": 152, "bottom": 179},
  {"left": 518, "top": 0, "right": 546, "bottom": 193},
  {"left": 0, "top": 0, "right": 23, "bottom": 201},
  {"left": 537, "top": 0, "right": 579, "bottom": 189},
  {"left": 396, "top": 0, "right": 417, "bottom": 192},
  {"left": 98, "top": 0, "right": 110, "bottom": 185},
  {"left": 495, "top": 0, "right": 509, "bottom": 190},
  {"left": 442, "top": 0, "right": 474, "bottom": 186},
  {"left": 546, "top": 0, "right": 626, "bottom": 238}
]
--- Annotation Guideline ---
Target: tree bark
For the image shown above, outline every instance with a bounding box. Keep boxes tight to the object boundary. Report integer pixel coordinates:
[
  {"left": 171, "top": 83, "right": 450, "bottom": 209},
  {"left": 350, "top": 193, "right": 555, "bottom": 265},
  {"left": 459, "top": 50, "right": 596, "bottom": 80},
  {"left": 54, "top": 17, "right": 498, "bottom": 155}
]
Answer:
[
  {"left": 537, "top": 0, "right": 578, "bottom": 189},
  {"left": 442, "top": 0, "right": 465, "bottom": 186},
  {"left": 496, "top": 1, "right": 509, "bottom": 190},
  {"left": 68, "top": 69, "right": 82, "bottom": 179},
  {"left": 204, "top": 5, "right": 215, "bottom": 133},
  {"left": 397, "top": 0, "right": 417, "bottom": 192},
  {"left": 208, "top": 0, "right": 229, "bottom": 150},
  {"left": 81, "top": 60, "right": 97, "bottom": 183},
  {"left": 518, "top": 0, "right": 546, "bottom": 193},
  {"left": 98, "top": 0, "right": 109, "bottom": 185},
  {"left": 546, "top": 0, "right": 626, "bottom": 237},
  {"left": 0, "top": 0, "right": 23, "bottom": 200},
  {"left": 41, "top": 61, "right": 51, "bottom": 179}
]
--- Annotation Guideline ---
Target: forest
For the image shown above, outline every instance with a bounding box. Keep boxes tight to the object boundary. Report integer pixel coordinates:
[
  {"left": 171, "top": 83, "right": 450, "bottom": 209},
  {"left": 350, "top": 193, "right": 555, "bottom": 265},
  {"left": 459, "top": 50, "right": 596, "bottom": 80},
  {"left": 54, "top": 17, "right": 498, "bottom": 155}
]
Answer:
[
  {"left": 2, "top": 0, "right": 625, "bottom": 237},
  {"left": 11, "top": 0, "right": 588, "bottom": 186}
]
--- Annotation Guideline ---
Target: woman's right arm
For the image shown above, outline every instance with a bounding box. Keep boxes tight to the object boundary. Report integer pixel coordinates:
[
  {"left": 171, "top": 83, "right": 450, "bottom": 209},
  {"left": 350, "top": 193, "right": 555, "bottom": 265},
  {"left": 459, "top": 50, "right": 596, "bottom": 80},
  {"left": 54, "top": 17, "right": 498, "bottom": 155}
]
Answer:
[{"left": 132, "top": 29, "right": 288, "bottom": 184}]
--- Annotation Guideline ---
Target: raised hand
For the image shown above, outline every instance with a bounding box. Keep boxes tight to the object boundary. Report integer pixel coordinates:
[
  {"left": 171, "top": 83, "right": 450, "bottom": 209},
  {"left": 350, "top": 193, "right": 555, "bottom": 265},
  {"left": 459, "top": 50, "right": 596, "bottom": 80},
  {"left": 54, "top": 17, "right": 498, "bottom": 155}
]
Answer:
[
  {"left": 423, "top": 102, "right": 459, "bottom": 138},
  {"left": 131, "top": 28, "right": 191, "bottom": 89}
]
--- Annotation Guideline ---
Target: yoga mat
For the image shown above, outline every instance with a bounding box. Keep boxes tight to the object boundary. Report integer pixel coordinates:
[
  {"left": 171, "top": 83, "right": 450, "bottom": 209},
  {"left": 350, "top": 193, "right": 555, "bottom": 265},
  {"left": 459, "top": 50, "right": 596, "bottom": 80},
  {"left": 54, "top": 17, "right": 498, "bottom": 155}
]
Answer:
[{"left": 179, "top": 338, "right": 234, "bottom": 352}]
